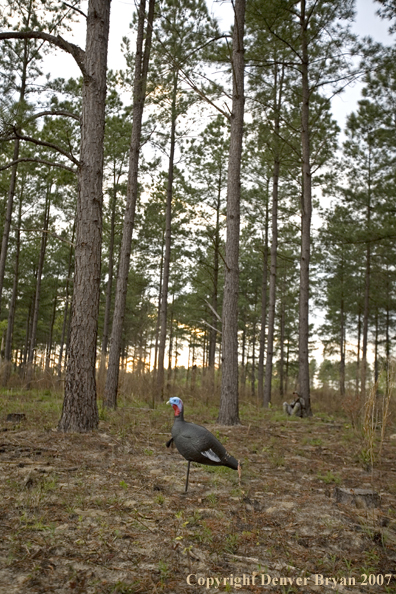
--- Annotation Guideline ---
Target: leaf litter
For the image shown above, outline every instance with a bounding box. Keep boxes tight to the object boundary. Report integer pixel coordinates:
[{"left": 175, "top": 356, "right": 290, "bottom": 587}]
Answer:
[{"left": 0, "top": 397, "right": 395, "bottom": 594}]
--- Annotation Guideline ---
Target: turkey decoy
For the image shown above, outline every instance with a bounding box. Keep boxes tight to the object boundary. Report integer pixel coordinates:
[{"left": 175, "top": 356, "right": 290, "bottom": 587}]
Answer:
[{"left": 166, "top": 397, "right": 239, "bottom": 493}]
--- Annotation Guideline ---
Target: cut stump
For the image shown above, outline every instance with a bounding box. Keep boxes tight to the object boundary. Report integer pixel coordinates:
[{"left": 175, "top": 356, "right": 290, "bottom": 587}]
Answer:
[
  {"left": 6, "top": 413, "right": 26, "bottom": 422},
  {"left": 334, "top": 487, "right": 380, "bottom": 509}
]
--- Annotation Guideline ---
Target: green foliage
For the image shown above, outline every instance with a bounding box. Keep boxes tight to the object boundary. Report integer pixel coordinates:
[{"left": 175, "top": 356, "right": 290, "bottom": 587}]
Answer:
[{"left": 317, "top": 470, "right": 342, "bottom": 484}]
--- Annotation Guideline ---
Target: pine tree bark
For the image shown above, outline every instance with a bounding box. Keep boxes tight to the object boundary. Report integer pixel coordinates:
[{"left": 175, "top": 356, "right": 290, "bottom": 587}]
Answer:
[
  {"left": 98, "top": 177, "right": 118, "bottom": 387},
  {"left": 385, "top": 278, "right": 390, "bottom": 393},
  {"left": 26, "top": 189, "right": 50, "bottom": 386},
  {"left": 3, "top": 189, "right": 23, "bottom": 386},
  {"left": 251, "top": 317, "right": 257, "bottom": 398},
  {"left": 23, "top": 297, "right": 33, "bottom": 371},
  {"left": 58, "top": 224, "right": 75, "bottom": 378},
  {"left": 337, "top": 250, "right": 347, "bottom": 397},
  {"left": 298, "top": 0, "right": 312, "bottom": 415},
  {"left": 257, "top": 192, "right": 269, "bottom": 403},
  {"left": 152, "top": 228, "right": 165, "bottom": 383},
  {"left": 104, "top": 0, "right": 155, "bottom": 409},
  {"left": 167, "top": 296, "right": 174, "bottom": 386},
  {"left": 218, "top": 0, "right": 245, "bottom": 425},
  {"left": 356, "top": 311, "right": 361, "bottom": 396},
  {"left": 208, "top": 180, "right": 222, "bottom": 370},
  {"left": 374, "top": 309, "right": 379, "bottom": 384},
  {"left": 156, "top": 72, "right": 178, "bottom": 401},
  {"left": 59, "top": 0, "right": 111, "bottom": 431},
  {"left": 285, "top": 338, "right": 290, "bottom": 394},
  {"left": 361, "top": 159, "right": 372, "bottom": 399},
  {"left": 263, "top": 63, "right": 283, "bottom": 408},
  {"left": 45, "top": 286, "right": 58, "bottom": 373},
  {"left": 279, "top": 289, "right": 285, "bottom": 396},
  {"left": 101, "top": 182, "right": 118, "bottom": 357},
  {"left": 340, "top": 290, "right": 345, "bottom": 396},
  {"left": 240, "top": 320, "right": 246, "bottom": 397},
  {"left": 263, "top": 159, "right": 280, "bottom": 407},
  {"left": 0, "top": 39, "right": 28, "bottom": 315},
  {"left": 46, "top": 286, "right": 58, "bottom": 373}
]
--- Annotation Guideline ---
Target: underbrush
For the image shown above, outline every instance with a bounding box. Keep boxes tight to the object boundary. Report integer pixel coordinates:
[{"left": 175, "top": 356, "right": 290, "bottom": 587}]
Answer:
[
  {"left": 0, "top": 367, "right": 395, "bottom": 460},
  {"left": 0, "top": 372, "right": 395, "bottom": 593}
]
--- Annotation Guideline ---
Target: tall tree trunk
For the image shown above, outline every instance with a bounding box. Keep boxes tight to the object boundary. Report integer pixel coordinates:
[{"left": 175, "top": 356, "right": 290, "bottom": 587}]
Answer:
[
  {"left": 101, "top": 176, "right": 118, "bottom": 357},
  {"left": 23, "top": 296, "right": 33, "bottom": 371},
  {"left": 157, "top": 72, "right": 178, "bottom": 401},
  {"left": 46, "top": 286, "right": 58, "bottom": 373},
  {"left": 0, "top": 40, "right": 28, "bottom": 316},
  {"left": 251, "top": 318, "right": 256, "bottom": 398},
  {"left": 263, "top": 63, "right": 284, "bottom": 407},
  {"left": 374, "top": 308, "right": 379, "bottom": 384},
  {"left": 104, "top": 0, "right": 155, "bottom": 409},
  {"left": 298, "top": 0, "right": 312, "bottom": 415},
  {"left": 26, "top": 189, "right": 51, "bottom": 385},
  {"left": 240, "top": 320, "right": 246, "bottom": 397},
  {"left": 285, "top": 337, "right": 290, "bottom": 394},
  {"left": 186, "top": 341, "right": 191, "bottom": 387},
  {"left": 257, "top": 192, "right": 269, "bottom": 403},
  {"left": 191, "top": 341, "right": 196, "bottom": 392},
  {"left": 3, "top": 189, "right": 23, "bottom": 386},
  {"left": 279, "top": 288, "right": 285, "bottom": 397},
  {"left": 152, "top": 227, "right": 165, "bottom": 382},
  {"left": 356, "top": 310, "right": 361, "bottom": 396},
  {"left": 208, "top": 177, "right": 222, "bottom": 370},
  {"left": 361, "top": 162, "right": 372, "bottom": 399},
  {"left": 58, "top": 224, "right": 75, "bottom": 378},
  {"left": 59, "top": 0, "right": 111, "bottom": 431},
  {"left": 97, "top": 174, "right": 118, "bottom": 391},
  {"left": 218, "top": 0, "right": 245, "bottom": 425},
  {"left": 167, "top": 295, "right": 174, "bottom": 387},
  {"left": 385, "top": 277, "right": 390, "bottom": 394},
  {"left": 340, "top": 295, "right": 345, "bottom": 396},
  {"left": 263, "top": 159, "right": 280, "bottom": 407}
]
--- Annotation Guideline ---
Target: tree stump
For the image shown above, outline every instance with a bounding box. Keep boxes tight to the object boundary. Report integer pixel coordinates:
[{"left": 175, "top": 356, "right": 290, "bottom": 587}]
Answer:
[
  {"left": 6, "top": 413, "right": 26, "bottom": 422},
  {"left": 334, "top": 487, "right": 380, "bottom": 508}
]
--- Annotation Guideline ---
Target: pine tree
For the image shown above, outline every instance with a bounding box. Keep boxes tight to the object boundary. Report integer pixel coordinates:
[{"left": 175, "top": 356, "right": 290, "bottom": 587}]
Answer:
[
  {"left": 144, "top": 0, "right": 220, "bottom": 401},
  {"left": 104, "top": 0, "right": 155, "bottom": 409},
  {"left": 218, "top": 0, "right": 246, "bottom": 425},
  {"left": 184, "top": 116, "right": 229, "bottom": 380}
]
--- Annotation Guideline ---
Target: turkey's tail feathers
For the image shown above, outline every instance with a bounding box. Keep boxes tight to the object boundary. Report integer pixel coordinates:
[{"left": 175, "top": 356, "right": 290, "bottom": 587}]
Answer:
[{"left": 223, "top": 453, "right": 239, "bottom": 470}]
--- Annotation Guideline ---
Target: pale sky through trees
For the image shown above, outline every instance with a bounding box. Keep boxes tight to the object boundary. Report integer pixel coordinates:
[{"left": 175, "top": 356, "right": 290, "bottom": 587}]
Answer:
[{"left": 41, "top": 0, "right": 394, "bottom": 131}]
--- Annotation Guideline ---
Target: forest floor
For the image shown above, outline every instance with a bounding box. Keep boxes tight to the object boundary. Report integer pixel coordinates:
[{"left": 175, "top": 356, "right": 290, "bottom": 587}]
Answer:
[{"left": 0, "top": 389, "right": 396, "bottom": 594}]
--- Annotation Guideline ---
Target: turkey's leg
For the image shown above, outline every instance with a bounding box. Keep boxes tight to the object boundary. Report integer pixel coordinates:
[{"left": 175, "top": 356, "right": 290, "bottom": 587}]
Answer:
[{"left": 184, "top": 460, "right": 191, "bottom": 493}]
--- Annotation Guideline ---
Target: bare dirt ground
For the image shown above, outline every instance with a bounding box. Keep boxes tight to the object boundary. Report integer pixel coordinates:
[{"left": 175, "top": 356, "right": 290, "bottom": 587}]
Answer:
[{"left": 0, "top": 394, "right": 395, "bottom": 594}]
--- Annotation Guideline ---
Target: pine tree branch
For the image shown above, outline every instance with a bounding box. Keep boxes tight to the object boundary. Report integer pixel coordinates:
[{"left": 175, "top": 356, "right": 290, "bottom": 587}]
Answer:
[
  {"left": 0, "top": 157, "right": 77, "bottom": 173},
  {"left": 13, "top": 227, "right": 75, "bottom": 246},
  {"left": 8, "top": 129, "right": 80, "bottom": 166},
  {"left": 205, "top": 299, "right": 222, "bottom": 322},
  {"left": 262, "top": 18, "right": 303, "bottom": 63},
  {"left": 28, "top": 110, "right": 81, "bottom": 123},
  {"left": 61, "top": 1, "right": 87, "bottom": 19},
  {"left": 179, "top": 67, "right": 230, "bottom": 119},
  {"left": 201, "top": 319, "right": 222, "bottom": 335},
  {"left": 150, "top": 23, "right": 231, "bottom": 119},
  {"left": 184, "top": 34, "right": 231, "bottom": 62},
  {"left": 0, "top": 31, "right": 87, "bottom": 78}
]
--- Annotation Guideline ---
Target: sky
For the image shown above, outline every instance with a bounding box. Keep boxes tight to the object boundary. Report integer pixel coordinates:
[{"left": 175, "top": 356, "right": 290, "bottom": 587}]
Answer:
[
  {"left": 43, "top": 0, "right": 395, "bottom": 133},
  {"left": 332, "top": 0, "right": 394, "bottom": 130}
]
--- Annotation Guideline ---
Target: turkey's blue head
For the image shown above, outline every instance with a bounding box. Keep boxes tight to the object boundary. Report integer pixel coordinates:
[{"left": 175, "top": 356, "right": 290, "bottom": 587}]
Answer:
[{"left": 167, "top": 397, "right": 183, "bottom": 417}]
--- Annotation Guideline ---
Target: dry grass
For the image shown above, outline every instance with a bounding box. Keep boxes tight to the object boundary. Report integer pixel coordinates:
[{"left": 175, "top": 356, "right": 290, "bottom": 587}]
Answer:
[{"left": 0, "top": 378, "right": 396, "bottom": 593}]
